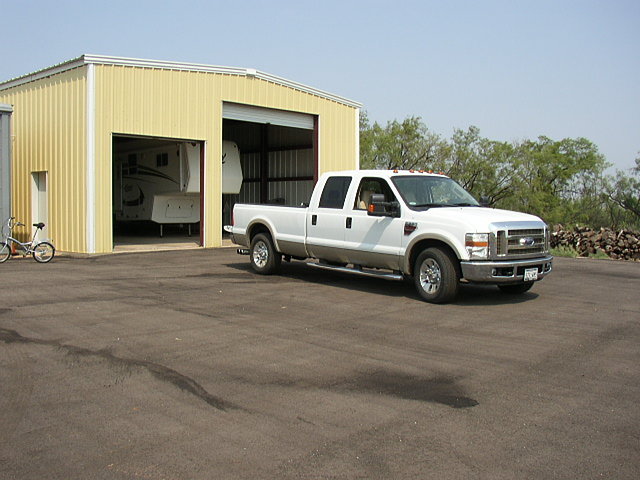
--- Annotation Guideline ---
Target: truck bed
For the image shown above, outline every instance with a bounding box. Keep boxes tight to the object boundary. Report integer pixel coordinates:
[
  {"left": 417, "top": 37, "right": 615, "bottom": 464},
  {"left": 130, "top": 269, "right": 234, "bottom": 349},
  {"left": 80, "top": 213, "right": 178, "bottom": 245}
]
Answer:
[{"left": 230, "top": 203, "right": 309, "bottom": 258}]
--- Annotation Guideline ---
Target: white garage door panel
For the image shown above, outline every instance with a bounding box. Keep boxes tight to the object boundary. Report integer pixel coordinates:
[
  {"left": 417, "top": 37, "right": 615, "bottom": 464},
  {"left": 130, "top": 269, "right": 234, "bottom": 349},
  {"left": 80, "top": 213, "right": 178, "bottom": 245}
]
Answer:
[{"left": 222, "top": 103, "right": 314, "bottom": 130}]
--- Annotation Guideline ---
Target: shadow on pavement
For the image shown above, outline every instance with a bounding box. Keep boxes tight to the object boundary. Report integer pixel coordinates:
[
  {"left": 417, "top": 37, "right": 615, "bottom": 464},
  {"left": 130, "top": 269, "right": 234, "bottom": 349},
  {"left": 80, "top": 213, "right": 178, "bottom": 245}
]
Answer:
[{"left": 226, "top": 260, "right": 538, "bottom": 306}]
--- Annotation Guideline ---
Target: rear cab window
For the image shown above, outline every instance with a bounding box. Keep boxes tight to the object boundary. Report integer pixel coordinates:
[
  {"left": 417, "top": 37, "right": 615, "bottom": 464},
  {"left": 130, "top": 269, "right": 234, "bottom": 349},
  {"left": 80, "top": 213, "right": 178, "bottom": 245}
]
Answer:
[{"left": 318, "top": 176, "right": 352, "bottom": 209}]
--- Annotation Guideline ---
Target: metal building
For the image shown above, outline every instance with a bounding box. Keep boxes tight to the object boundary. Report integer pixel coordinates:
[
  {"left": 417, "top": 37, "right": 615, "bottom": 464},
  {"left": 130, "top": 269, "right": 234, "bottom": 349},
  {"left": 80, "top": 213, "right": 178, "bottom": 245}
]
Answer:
[{"left": 0, "top": 55, "right": 361, "bottom": 254}]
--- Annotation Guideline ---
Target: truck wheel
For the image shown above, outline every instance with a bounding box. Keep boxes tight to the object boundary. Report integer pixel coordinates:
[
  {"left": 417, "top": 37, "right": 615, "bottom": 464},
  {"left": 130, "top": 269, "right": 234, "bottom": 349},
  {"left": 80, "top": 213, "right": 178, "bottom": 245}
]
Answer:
[
  {"left": 498, "top": 282, "right": 534, "bottom": 294},
  {"left": 250, "top": 233, "right": 281, "bottom": 275},
  {"left": 414, "top": 247, "right": 459, "bottom": 303}
]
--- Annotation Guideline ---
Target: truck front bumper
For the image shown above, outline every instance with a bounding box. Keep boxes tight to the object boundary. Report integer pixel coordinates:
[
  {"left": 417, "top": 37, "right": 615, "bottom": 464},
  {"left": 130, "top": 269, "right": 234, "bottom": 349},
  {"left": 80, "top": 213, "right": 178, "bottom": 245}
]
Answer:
[{"left": 460, "top": 255, "right": 553, "bottom": 284}]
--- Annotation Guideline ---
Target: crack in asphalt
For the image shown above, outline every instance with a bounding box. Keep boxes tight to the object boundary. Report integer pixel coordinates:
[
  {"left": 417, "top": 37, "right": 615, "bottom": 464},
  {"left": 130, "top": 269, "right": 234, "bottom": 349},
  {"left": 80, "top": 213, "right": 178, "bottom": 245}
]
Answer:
[
  {"left": 0, "top": 327, "right": 235, "bottom": 412},
  {"left": 0, "top": 326, "right": 478, "bottom": 411}
]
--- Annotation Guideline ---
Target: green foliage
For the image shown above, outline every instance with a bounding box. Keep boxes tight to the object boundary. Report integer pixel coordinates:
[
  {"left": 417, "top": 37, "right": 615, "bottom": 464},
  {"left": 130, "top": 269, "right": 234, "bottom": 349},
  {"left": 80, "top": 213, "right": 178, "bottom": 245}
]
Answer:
[
  {"left": 503, "top": 136, "right": 609, "bottom": 224},
  {"left": 359, "top": 111, "right": 639, "bottom": 229},
  {"left": 551, "top": 245, "right": 611, "bottom": 260},
  {"left": 359, "top": 114, "right": 449, "bottom": 170},
  {"left": 604, "top": 157, "right": 640, "bottom": 227},
  {"left": 445, "top": 127, "right": 518, "bottom": 206},
  {"left": 550, "top": 245, "right": 580, "bottom": 258}
]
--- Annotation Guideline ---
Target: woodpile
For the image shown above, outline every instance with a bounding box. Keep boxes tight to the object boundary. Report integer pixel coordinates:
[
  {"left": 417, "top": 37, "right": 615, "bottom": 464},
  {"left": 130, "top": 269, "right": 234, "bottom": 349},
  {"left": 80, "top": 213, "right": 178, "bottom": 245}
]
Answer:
[{"left": 551, "top": 225, "right": 640, "bottom": 261}]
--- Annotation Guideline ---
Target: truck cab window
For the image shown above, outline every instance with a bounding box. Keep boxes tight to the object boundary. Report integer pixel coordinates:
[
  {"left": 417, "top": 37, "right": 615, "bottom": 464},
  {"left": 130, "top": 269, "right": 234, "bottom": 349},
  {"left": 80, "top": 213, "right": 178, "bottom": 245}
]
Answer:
[
  {"left": 354, "top": 178, "right": 396, "bottom": 210},
  {"left": 318, "top": 176, "right": 352, "bottom": 209},
  {"left": 392, "top": 176, "right": 479, "bottom": 208}
]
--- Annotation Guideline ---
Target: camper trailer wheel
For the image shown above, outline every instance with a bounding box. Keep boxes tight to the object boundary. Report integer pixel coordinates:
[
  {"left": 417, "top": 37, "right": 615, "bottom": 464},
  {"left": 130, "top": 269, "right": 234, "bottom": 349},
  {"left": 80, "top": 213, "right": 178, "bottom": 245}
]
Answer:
[{"left": 250, "top": 233, "right": 281, "bottom": 275}]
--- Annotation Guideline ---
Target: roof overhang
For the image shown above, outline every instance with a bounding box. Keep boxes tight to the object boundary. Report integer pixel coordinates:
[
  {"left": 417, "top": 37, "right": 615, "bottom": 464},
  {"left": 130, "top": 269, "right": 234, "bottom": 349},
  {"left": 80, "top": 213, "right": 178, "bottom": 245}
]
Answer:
[{"left": 0, "top": 54, "right": 362, "bottom": 108}]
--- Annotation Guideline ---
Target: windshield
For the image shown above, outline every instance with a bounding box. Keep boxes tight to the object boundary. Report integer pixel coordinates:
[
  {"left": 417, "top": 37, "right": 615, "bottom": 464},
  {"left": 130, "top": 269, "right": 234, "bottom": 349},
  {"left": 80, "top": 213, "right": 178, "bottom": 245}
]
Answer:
[{"left": 391, "top": 176, "right": 479, "bottom": 208}]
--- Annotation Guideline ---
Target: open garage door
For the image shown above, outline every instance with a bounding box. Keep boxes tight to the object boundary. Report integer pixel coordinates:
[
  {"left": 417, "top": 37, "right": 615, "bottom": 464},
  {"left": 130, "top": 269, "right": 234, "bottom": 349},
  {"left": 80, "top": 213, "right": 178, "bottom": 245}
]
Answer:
[
  {"left": 223, "top": 103, "right": 315, "bottom": 130},
  {"left": 222, "top": 103, "right": 317, "bottom": 228},
  {"left": 112, "top": 135, "right": 203, "bottom": 251}
]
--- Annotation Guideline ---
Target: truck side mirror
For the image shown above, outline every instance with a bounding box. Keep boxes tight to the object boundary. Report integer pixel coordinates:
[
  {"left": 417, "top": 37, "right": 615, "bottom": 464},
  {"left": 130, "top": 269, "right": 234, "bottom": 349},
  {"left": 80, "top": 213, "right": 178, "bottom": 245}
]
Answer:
[
  {"left": 368, "top": 193, "right": 400, "bottom": 217},
  {"left": 479, "top": 196, "right": 491, "bottom": 208}
]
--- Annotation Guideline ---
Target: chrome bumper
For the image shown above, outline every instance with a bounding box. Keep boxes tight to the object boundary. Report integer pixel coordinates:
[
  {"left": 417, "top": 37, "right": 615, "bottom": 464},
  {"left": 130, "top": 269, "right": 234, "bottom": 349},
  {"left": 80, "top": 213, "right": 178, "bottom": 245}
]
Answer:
[
  {"left": 223, "top": 225, "right": 248, "bottom": 247},
  {"left": 460, "top": 255, "right": 553, "bottom": 284}
]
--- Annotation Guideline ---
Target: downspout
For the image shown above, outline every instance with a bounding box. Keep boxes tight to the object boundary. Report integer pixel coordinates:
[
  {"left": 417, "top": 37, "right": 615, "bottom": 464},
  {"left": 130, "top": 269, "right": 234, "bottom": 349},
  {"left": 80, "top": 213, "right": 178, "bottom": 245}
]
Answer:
[
  {"left": 355, "top": 108, "right": 360, "bottom": 170},
  {"left": 86, "top": 63, "right": 96, "bottom": 253}
]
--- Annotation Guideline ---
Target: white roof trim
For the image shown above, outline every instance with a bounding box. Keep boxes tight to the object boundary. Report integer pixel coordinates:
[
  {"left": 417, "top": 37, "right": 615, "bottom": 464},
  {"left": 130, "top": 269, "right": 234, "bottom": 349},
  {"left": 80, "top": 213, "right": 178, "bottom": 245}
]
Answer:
[{"left": 0, "top": 54, "right": 362, "bottom": 108}]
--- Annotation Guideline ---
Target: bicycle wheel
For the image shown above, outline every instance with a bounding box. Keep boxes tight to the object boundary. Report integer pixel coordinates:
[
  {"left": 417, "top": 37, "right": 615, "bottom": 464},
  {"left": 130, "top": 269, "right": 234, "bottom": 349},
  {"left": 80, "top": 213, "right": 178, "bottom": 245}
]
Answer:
[
  {"left": 32, "top": 242, "right": 55, "bottom": 263},
  {"left": 0, "top": 242, "right": 11, "bottom": 263}
]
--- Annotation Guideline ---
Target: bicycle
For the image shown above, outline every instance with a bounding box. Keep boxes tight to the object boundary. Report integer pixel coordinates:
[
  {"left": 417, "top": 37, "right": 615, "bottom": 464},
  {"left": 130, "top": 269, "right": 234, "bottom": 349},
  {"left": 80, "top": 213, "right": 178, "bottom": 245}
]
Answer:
[{"left": 0, "top": 217, "right": 55, "bottom": 263}]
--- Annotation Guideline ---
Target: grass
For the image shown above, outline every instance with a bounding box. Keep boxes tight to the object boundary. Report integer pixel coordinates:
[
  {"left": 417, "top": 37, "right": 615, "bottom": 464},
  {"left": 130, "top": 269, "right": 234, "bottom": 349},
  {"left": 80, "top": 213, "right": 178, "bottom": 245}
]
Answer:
[{"left": 551, "top": 245, "right": 611, "bottom": 260}]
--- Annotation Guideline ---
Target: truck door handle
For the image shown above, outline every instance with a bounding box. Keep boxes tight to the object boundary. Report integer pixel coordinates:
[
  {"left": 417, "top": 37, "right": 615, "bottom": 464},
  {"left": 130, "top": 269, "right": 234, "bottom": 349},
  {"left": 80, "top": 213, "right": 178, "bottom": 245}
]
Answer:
[
  {"left": 312, "top": 214, "right": 317, "bottom": 226},
  {"left": 346, "top": 217, "right": 352, "bottom": 229}
]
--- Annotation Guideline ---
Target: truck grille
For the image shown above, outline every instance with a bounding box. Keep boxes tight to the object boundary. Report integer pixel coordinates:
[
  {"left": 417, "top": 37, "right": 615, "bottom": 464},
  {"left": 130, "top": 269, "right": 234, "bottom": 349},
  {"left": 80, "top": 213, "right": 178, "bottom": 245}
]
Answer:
[{"left": 496, "top": 228, "right": 547, "bottom": 257}]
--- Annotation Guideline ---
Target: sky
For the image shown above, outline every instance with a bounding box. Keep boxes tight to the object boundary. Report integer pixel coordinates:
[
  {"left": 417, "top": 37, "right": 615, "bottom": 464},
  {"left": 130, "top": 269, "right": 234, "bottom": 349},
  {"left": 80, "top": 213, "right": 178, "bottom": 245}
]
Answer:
[{"left": 1, "top": 0, "right": 638, "bottom": 171}]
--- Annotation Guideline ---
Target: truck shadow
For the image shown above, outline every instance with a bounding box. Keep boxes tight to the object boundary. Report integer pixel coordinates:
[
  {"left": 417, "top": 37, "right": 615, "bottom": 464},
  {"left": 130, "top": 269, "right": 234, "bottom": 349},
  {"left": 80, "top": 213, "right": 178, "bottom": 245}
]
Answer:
[{"left": 226, "top": 261, "right": 538, "bottom": 306}]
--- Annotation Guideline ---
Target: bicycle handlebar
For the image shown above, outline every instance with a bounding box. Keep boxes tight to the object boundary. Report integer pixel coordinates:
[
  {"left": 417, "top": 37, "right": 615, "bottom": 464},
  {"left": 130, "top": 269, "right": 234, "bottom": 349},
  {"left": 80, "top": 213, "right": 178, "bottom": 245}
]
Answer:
[{"left": 4, "top": 217, "right": 24, "bottom": 230}]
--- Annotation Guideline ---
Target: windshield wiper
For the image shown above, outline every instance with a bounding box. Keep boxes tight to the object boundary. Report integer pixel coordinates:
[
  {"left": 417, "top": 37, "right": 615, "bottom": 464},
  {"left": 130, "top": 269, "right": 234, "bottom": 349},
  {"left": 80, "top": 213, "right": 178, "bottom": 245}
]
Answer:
[
  {"left": 411, "top": 202, "right": 478, "bottom": 208},
  {"left": 411, "top": 203, "right": 445, "bottom": 208}
]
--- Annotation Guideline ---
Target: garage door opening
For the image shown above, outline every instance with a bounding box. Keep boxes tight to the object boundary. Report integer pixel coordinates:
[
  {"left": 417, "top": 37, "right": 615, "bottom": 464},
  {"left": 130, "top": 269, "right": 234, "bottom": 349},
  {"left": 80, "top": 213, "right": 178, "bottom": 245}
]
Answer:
[
  {"left": 112, "top": 135, "right": 203, "bottom": 251},
  {"left": 222, "top": 104, "right": 317, "bottom": 229}
]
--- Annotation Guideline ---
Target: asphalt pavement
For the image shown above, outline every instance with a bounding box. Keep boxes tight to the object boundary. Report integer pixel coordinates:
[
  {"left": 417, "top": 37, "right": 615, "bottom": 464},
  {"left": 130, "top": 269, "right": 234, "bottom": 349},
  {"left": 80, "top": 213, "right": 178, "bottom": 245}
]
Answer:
[{"left": 0, "top": 249, "right": 638, "bottom": 479}]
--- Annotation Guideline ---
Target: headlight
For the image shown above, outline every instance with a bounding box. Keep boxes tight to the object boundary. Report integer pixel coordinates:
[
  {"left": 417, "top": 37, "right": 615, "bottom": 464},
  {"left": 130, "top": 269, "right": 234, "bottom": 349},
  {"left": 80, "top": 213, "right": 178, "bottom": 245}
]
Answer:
[
  {"left": 545, "top": 225, "right": 551, "bottom": 252},
  {"left": 465, "top": 233, "right": 489, "bottom": 259}
]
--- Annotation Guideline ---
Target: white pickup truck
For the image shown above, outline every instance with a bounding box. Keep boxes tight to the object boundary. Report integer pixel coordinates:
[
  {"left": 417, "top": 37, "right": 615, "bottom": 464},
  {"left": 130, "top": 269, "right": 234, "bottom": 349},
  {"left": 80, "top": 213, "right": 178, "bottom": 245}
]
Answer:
[{"left": 226, "top": 170, "right": 553, "bottom": 303}]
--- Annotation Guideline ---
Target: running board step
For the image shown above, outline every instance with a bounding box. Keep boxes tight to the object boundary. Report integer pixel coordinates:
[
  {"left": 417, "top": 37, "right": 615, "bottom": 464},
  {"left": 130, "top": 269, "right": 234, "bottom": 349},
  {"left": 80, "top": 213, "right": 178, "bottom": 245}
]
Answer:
[{"left": 307, "top": 262, "right": 403, "bottom": 281}]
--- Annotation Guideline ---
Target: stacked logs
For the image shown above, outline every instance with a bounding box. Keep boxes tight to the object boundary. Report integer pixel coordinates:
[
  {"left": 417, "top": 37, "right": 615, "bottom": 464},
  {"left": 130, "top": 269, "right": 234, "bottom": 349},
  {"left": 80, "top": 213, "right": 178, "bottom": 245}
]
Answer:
[{"left": 551, "top": 225, "right": 640, "bottom": 261}]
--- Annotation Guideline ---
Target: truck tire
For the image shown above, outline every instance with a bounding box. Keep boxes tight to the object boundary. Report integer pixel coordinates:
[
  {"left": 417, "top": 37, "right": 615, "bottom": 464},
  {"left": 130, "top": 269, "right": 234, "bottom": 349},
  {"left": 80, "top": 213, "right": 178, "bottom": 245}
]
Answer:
[
  {"left": 250, "top": 233, "right": 281, "bottom": 275},
  {"left": 414, "top": 247, "right": 459, "bottom": 303},
  {"left": 498, "top": 282, "right": 534, "bottom": 294}
]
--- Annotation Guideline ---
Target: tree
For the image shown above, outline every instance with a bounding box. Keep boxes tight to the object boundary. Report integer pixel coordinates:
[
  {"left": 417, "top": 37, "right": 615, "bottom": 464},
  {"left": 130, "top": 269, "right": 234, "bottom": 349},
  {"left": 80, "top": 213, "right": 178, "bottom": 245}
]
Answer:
[
  {"left": 359, "top": 113, "right": 625, "bottom": 228},
  {"left": 445, "top": 126, "right": 518, "bottom": 206},
  {"left": 605, "top": 156, "right": 640, "bottom": 227},
  {"left": 359, "top": 114, "right": 448, "bottom": 170},
  {"left": 504, "top": 137, "right": 609, "bottom": 223}
]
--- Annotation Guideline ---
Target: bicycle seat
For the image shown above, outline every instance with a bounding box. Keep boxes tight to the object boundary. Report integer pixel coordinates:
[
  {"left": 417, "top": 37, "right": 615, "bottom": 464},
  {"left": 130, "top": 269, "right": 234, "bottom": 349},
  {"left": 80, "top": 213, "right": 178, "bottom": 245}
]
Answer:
[{"left": 33, "top": 222, "right": 45, "bottom": 229}]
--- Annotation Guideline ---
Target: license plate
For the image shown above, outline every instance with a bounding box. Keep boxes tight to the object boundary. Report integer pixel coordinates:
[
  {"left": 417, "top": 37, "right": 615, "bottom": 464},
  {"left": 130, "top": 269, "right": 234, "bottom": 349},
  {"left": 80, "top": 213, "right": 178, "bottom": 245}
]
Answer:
[{"left": 524, "top": 268, "right": 538, "bottom": 281}]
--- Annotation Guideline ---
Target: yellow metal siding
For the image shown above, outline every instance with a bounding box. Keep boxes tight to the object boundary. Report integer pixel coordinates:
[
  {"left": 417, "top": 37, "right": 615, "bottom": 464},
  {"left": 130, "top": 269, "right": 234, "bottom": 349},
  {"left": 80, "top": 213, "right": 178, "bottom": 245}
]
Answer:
[
  {"left": 0, "top": 68, "right": 87, "bottom": 252},
  {"left": 1, "top": 62, "right": 357, "bottom": 254},
  {"left": 94, "top": 65, "right": 357, "bottom": 252}
]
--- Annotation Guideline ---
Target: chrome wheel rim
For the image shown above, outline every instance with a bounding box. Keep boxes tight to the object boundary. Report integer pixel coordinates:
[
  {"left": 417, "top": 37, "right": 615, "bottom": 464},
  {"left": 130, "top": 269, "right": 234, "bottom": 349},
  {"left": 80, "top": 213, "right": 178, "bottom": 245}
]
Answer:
[
  {"left": 252, "top": 241, "right": 269, "bottom": 268},
  {"left": 419, "top": 258, "right": 441, "bottom": 294}
]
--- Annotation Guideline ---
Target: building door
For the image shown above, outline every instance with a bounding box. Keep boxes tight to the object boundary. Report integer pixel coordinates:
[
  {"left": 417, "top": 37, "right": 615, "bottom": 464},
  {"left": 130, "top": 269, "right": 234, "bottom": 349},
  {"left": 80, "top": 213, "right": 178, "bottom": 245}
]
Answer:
[{"left": 31, "top": 171, "right": 48, "bottom": 240}]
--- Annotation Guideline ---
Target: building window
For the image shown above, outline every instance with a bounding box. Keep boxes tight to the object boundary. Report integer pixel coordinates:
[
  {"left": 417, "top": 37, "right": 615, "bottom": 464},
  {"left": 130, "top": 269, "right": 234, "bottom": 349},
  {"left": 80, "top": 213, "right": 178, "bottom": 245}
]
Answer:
[
  {"left": 156, "top": 152, "right": 169, "bottom": 167},
  {"left": 125, "top": 154, "right": 137, "bottom": 174}
]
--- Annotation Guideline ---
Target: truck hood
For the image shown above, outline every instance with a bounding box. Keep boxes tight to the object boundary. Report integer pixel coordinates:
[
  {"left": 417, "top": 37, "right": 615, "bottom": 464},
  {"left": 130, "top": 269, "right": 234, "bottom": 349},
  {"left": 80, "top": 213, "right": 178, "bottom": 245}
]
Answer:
[{"left": 412, "top": 206, "right": 546, "bottom": 231}]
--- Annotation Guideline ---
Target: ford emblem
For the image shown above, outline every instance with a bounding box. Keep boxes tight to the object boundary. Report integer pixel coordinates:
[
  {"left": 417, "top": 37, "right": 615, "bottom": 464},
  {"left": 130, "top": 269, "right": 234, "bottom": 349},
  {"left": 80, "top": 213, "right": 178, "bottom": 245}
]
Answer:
[{"left": 519, "top": 237, "right": 535, "bottom": 247}]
